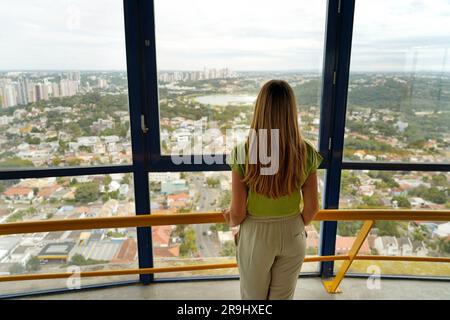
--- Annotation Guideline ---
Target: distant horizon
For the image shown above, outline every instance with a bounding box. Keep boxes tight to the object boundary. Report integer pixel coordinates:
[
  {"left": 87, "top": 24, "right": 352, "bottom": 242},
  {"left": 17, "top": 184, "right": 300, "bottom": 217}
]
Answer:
[{"left": 1, "top": 69, "right": 450, "bottom": 74}]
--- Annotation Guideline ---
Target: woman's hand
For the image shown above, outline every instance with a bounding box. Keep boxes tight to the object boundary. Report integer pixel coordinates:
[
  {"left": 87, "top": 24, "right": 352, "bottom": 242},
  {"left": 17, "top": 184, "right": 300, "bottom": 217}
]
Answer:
[
  {"left": 222, "top": 208, "right": 231, "bottom": 225},
  {"left": 300, "top": 171, "right": 320, "bottom": 227},
  {"left": 222, "top": 208, "right": 244, "bottom": 227}
]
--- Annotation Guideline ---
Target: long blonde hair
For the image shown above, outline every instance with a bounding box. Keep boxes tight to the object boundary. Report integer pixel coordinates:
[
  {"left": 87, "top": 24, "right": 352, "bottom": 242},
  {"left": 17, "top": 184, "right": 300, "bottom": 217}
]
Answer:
[{"left": 243, "top": 80, "right": 308, "bottom": 199}]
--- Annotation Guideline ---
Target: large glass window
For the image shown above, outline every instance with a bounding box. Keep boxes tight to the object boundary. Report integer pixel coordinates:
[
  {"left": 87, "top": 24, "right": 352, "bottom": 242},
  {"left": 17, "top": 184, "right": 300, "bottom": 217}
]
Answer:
[
  {"left": 0, "top": 173, "right": 136, "bottom": 293},
  {"left": 0, "top": 1, "right": 132, "bottom": 168},
  {"left": 3, "top": 0, "right": 450, "bottom": 297},
  {"left": 343, "top": 0, "right": 450, "bottom": 163},
  {"left": 0, "top": 229, "right": 138, "bottom": 296},
  {"left": 336, "top": 170, "right": 450, "bottom": 277},
  {"left": 0, "top": 174, "right": 134, "bottom": 223},
  {"left": 149, "top": 170, "right": 325, "bottom": 277},
  {"left": 154, "top": 0, "right": 326, "bottom": 155},
  {"left": 150, "top": 172, "right": 238, "bottom": 278}
]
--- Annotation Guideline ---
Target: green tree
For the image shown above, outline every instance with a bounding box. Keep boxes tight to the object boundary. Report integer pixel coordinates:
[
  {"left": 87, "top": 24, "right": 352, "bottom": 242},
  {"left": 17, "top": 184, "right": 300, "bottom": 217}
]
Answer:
[
  {"left": 220, "top": 241, "right": 236, "bottom": 257},
  {"left": 69, "top": 253, "right": 106, "bottom": 266},
  {"left": 66, "top": 157, "right": 82, "bottom": 166},
  {"left": 70, "top": 254, "right": 87, "bottom": 266},
  {"left": 26, "top": 256, "right": 41, "bottom": 272},
  {"left": 121, "top": 173, "right": 131, "bottom": 185},
  {"left": 58, "top": 140, "right": 69, "bottom": 153},
  {"left": 431, "top": 173, "right": 448, "bottom": 187},
  {"left": 337, "top": 221, "right": 363, "bottom": 236},
  {"left": 206, "top": 177, "right": 220, "bottom": 188},
  {"left": 218, "top": 190, "right": 231, "bottom": 209},
  {"left": 408, "top": 185, "right": 447, "bottom": 204},
  {"left": 411, "top": 227, "right": 426, "bottom": 242},
  {"left": 209, "top": 223, "right": 230, "bottom": 233},
  {"left": 25, "top": 135, "right": 41, "bottom": 145},
  {"left": 109, "top": 190, "right": 119, "bottom": 200},
  {"left": 361, "top": 195, "right": 384, "bottom": 207},
  {"left": 437, "top": 238, "right": 450, "bottom": 255},
  {"left": 103, "top": 175, "right": 112, "bottom": 192},
  {"left": 51, "top": 156, "right": 62, "bottom": 166},
  {"left": 0, "top": 157, "right": 34, "bottom": 168},
  {"left": 375, "top": 221, "right": 402, "bottom": 237},
  {"left": 179, "top": 228, "right": 198, "bottom": 257},
  {"left": 391, "top": 196, "right": 412, "bottom": 208},
  {"left": 75, "top": 182, "right": 100, "bottom": 203}
]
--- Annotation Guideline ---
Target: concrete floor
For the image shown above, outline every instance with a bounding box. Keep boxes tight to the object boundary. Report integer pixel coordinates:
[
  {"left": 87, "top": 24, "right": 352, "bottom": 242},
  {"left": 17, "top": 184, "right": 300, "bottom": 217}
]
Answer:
[{"left": 17, "top": 277, "right": 450, "bottom": 300}]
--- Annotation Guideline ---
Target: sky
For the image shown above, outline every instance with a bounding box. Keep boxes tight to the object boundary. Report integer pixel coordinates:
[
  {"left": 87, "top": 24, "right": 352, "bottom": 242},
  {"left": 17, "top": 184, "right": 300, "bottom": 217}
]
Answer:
[{"left": 0, "top": 0, "right": 449, "bottom": 72}]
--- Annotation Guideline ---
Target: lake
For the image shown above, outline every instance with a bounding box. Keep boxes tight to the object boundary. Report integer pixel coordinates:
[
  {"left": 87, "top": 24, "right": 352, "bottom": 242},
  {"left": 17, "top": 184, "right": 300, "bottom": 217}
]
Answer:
[{"left": 194, "top": 94, "right": 256, "bottom": 106}]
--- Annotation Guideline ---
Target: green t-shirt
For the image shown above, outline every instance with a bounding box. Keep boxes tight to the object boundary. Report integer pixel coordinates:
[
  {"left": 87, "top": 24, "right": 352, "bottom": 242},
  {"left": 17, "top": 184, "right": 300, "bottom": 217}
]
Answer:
[{"left": 229, "top": 139, "right": 323, "bottom": 217}]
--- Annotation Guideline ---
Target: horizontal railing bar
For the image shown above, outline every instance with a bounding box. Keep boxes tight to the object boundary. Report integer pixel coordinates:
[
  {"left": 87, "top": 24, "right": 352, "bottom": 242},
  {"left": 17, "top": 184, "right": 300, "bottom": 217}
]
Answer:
[
  {"left": 0, "top": 263, "right": 237, "bottom": 282},
  {"left": 1, "top": 209, "right": 449, "bottom": 236},
  {"left": 0, "top": 164, "right": 134, "bottom": 180},
  {"left": 0, "top": 255, "right": 348, "bottom": 283},
  {"left": 1, "top": 254, "right": 448, "bottom": 283},
  {"left": 0, "top": 213, "right": 222, "bottom": 235},
  {"left": 355, "top": 256, "right": 450, "bottom": 263},
  {"left": 341, "top": 161, "right": 450, "bottom": 172}
]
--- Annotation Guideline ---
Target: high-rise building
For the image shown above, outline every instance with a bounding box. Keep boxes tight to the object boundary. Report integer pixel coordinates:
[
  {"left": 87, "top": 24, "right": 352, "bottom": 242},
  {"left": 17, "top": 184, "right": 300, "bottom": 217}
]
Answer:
[
  {"left": 27, "top": 81, "right": 36, "bottom": 103},
  {"left": 0, "top": 83, "right": 17, "bottom": 107},
  {"left": 17, "top": 77, "right": 28, "bottom": 105},
  {"left": 35, "top": 83, "right": 43, "bottom": 101},
  {"left": 52, "top": 82, "right": 60, "bottom": 98}
]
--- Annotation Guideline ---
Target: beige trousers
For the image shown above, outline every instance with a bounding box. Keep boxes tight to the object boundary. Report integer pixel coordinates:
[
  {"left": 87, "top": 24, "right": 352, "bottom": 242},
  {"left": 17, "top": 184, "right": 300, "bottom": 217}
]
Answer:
[{"left": 235, "top": 212, "right": 307, "bottom": 300}]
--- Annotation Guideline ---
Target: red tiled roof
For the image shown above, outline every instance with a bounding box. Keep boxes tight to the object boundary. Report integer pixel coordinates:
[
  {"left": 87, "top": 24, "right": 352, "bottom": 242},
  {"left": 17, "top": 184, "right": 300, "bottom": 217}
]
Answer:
[
  {"left": 169, "top": 200, "right": 187, "bottom": 208},
  {"left": 3, "top": 186, "right": 33, "bottom": 197},
  {"left": 153, "top": 245, "right": 180, "bottom": 258},
  {"left": 152, "top": 225, "right": 173, "bottom": 247},
  {"left": 112, "top": 238, "right": 137, "bottom": 263},
  {"left": 335, "top": 236, "right": 370, "bottom": 255},
  {"left": 37, "top": 185, "right": 61, "bottom": 198},
  {"left": 168, "top": 193, "right": 190, "bottom": 202}
]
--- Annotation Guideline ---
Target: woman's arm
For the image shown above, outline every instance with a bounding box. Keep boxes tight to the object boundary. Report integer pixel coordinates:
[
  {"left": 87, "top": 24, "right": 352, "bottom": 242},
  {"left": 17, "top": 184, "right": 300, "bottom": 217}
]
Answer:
[
  {"left": 301, "top": 170, "right": 320, "bottom": 226},
  {"left": 223, "top": 170, "right": 247, "bottom": 227}
]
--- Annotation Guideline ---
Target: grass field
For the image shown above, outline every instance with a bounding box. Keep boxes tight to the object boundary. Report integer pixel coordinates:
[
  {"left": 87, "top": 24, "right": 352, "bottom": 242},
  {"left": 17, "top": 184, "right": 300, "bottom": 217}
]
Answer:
[{"left": 334, "top": 260, "right": 450, "bottom": 277}]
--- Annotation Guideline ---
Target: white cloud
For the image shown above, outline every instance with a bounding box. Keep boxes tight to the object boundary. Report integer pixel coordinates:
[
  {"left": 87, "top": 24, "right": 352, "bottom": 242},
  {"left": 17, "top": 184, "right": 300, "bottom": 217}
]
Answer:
[{"left": 0, "top": 0, "right": 448, "bottom": 71}]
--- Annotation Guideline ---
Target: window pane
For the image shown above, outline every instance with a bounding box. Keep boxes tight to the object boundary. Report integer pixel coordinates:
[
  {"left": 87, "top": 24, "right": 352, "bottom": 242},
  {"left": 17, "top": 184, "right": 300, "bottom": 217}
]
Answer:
[
  {"left": 150, "top": 172, "right": 237, "bottom": 277},
  {"left": 343, "top": 0, "right": 450, "bottom": 163},
  {"left": 154, "top": 0, "right": 326, "bottom": 155},
  {"left": 336, "top": 170, "right": 450, "bottom": 277},
  {"left": 303, "top": 169, "right": 325, "bottom": 274},
  {"left": 0, "top": 1, "right": 132, "bottom": 168},
  {"left": 149, "top": 170, "right": 325, "bottom": 277},
  {"left": 0, "top": 230, "right": 138, "bottom": 296},
  {"left": 0, "top": 173, "right": 135, "bottom": 223},
  {"left": 0, "top": 173, "right": 136, "bottom": 294}
]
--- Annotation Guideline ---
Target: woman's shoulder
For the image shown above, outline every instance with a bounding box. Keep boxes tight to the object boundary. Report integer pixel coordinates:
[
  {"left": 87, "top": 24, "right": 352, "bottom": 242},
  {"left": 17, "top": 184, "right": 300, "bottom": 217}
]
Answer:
[
  {"left": 302, "top": 138, "right": 323, "bottom": 173},
  {"left": 228, "top": 141, "right": 247, "bottom": 177},
  {"left": 303, "top": 138, "right": 317, "bottom": 152}
]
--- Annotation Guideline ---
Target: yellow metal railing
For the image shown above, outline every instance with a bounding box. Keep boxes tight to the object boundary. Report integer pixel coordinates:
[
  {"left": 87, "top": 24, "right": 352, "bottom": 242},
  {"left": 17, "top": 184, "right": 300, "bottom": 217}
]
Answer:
[{"left": 0, "top": 209, "right": 449, "bottom": 293}]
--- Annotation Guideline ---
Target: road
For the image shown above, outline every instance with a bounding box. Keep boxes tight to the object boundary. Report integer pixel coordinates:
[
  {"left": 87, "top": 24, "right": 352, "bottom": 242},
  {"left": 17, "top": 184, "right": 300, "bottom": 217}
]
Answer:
[{"left": 190, "top": 176, "right": 222, "bottom": 258}]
